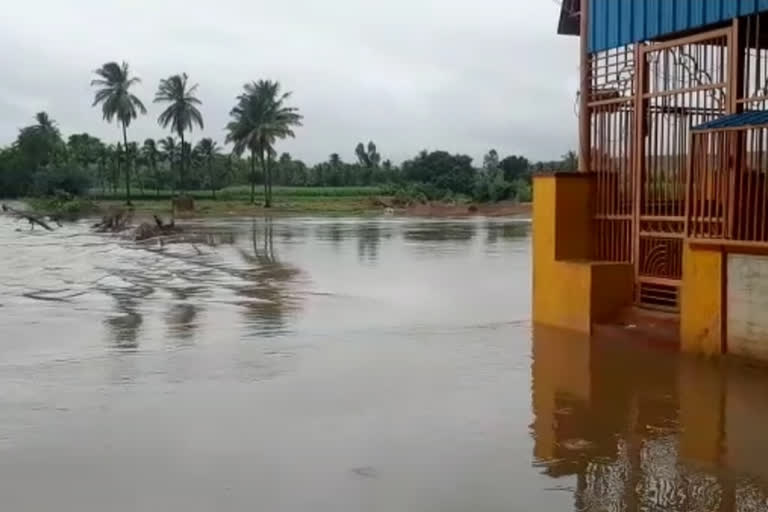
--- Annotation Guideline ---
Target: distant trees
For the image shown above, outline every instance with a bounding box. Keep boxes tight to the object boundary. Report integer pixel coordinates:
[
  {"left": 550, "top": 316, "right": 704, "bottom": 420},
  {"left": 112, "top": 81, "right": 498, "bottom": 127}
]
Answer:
[
  {"left": 68, "top": 133, "right": 103, "bottom": 170},
  {"left": 141, "top": 138, "right": 162, "bottom": 195},
  {"left": 355, "top": 141, "right": 381, "bottom": 168},
  {"left": 561, "top": 150, "right": 578, "bottom": 172},
  {"left": 225, "top": 80, "right": 303, "bottom": 206},
  {"left": 194, "top": 138, "right": 222, "bottom": 198},
  {"left": 500, "top": 155, "right": 530, "bottom": 182},
  {"left": 91, "top": 61, "right": 146, "bottom": 205},
  {"left": 402, "top": 150, "right": 475, "bottom": 195},
  {"left": 154, "top": 73, "right": 203, "bottom": 191},
  {"left": 0, "top": 62, "right": 571, "bottom": 205},
  {"left": 16, "top": 112, "right": 63, "bottom": 169},
  {"left": 159, "top": 136, "right": 180, "bottom": 190}
]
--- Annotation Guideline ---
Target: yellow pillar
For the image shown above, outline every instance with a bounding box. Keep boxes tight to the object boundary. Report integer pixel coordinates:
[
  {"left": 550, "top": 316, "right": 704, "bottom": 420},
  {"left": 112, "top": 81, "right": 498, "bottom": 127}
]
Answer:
[
  {"left": 533, "top": 174, "right": 633, "bottom": 333},
  {"left": 680, "top": 244, "right": 724, "bottom": 356}
]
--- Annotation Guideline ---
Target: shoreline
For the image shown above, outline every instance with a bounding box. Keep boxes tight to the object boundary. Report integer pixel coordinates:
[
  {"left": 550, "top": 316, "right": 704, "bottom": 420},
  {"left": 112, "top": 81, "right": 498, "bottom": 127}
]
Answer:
[{"left": 94, "top": 198, "right": 533, "bottom": 219}]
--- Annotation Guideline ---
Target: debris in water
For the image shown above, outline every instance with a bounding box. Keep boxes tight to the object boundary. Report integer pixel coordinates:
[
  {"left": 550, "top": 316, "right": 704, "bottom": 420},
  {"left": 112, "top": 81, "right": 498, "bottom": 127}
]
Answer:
[
  {"left": 559, "top": 439, "right": 593, "bottom": 451},
  {"left": 93, "top": 208, "right": 133, "bottom": 233},
  {"left": 1, "top": 204, "right": 54, "bottom": 231},
  {"left": 132, "top": 215, "right": 182, "bottom": 241},
  {"left": 92, "top": 209, "right": 183, "bottom": 242}
]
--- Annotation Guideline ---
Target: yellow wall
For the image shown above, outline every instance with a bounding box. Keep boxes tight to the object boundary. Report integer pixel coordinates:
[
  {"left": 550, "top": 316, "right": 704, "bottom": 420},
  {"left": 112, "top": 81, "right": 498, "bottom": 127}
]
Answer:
[
  {"left": 533, "top": 175, "right": 591, "bottom": 332},
  {"left": 533, "top": 174, "right": 633, "bottom": 333},
  {"left": 680, "top": 244, "right": 723, "bottom": 356}
]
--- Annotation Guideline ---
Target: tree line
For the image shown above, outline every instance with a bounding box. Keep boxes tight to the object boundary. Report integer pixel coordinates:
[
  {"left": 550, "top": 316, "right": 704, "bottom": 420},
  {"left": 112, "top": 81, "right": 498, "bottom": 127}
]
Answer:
[{"left": 0, "top": 60, "right": 577, "bottom": 205}]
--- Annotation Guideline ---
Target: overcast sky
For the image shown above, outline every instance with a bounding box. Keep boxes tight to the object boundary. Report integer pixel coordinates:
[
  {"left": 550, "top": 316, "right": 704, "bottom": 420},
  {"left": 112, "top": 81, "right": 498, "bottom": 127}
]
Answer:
[{"left": 0, "top": 0, "right": 579, "bottom": 165}]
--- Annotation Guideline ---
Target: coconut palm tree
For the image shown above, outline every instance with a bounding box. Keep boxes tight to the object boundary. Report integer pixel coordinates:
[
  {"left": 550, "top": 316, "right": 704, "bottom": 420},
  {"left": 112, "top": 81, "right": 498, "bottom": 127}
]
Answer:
[
  {"left": 225, "top": 80, "right": 302, "bottom": 206},
  {"left": 125, "top": 142, "right": 143, "bottom": 193},
  {"left": 91, "top": 61, "right": 146, "bottom": 205},
  {"left": 195, "top": 138, "right": 221, "bottom": 198},
  {"left": 159, "top": 136, "right": 180, "bottom": 191},
  {"left": 154, "top": 73, "right": 203, "bottom": 192},
  {"left": 16, "top": 111, "right": 64, "bottom": 167},
  {"left": 34, "top": 112, "right": 61, "bottom": 143}
]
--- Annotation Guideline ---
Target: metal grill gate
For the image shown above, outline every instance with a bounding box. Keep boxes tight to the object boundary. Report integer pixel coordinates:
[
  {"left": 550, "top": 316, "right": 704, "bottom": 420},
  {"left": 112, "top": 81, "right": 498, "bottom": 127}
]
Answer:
[{"left": 634, "top": 29, "right": 731, "bottom": 311}]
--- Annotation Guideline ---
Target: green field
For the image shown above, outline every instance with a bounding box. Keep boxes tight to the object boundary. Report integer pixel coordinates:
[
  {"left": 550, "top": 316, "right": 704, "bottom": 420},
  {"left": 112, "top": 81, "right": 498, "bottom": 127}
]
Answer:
[
  {"left": 87, "top": 186, "right": 390, "bottom": 217},
  {"left": 90, "top": 185, "right": 385, "bottom": 201}
]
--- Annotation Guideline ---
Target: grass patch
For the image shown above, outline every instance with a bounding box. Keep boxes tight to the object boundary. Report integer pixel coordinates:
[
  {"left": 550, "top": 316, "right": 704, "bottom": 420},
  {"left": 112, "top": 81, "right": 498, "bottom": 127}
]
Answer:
[
  {"left": 96, "top": 195, "right": 385, "bottom": 217},
  {"left": 26, "top": 196, "right": 99, "bottom": 219},
  {"left": 91, "top": 186, "right": 385, "bottom": 201}
]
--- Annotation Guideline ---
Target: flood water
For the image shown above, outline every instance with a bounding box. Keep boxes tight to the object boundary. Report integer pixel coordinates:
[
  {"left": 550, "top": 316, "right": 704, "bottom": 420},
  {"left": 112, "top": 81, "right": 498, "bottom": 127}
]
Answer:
[{"left": 1, "top": 213, "right": 768, "bottom": 511}]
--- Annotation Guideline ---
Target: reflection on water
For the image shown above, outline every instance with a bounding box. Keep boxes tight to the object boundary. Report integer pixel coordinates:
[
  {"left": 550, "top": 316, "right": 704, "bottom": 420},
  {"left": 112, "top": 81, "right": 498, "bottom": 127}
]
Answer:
[
  {"left": 235, "top": 218, "right": 303, "bottom": 337},
  {"left": 485, "top": 221, "right": 529, "bottom": 245},
  {"left": 165, "top": 303, "right": 200, "bottom": 341},
  {"left": 404, "top": 221, "right": 477, "bottom": 242},
  {"left": 531, "top": 326, "right": 768, "bottom": 511},
  {"left": 101, "top": 283, "right": 152, "bottom": 350}
]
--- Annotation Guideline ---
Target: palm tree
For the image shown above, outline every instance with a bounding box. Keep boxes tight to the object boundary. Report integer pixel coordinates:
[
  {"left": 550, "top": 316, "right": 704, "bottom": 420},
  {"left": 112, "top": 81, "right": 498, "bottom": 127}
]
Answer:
[
  {"left": 195, "top": 138, "right": 221, "bottom": 198},
  {"left": 225, "top": 80, "right": 302, "bottom": 206},
  {"left": 154, "top": 73, "right": 203, "bottom": 192},
  {"left": 125, "top": 142, "right": 143, "bottom": 194},
  {"left": 34, "top": 112, "right": 61, "bottom": 142},
  {"left": 142, "top": 139, "right": 161, "bottom": 196},
  {"left": 17, "top": 112, "right": 64, "bottom": 166},
  {"left": 108, "top": 143, "right": 121, "bottom": 195},
  {"left": 91, "top": 61, "right": 146, "bottom": 205},
  {"left": 159, "top": 136, "right": 180, "bottom": 191}
]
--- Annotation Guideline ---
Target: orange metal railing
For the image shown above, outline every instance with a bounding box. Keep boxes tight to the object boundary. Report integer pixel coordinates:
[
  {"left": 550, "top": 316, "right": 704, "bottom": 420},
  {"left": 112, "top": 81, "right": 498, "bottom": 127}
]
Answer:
[{"left": 688, "top": 126, "right": 768, "bottom": 245}]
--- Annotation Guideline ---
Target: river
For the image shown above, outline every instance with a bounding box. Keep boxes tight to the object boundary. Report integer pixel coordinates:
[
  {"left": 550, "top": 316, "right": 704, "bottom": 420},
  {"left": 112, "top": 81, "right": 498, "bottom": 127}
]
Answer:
[{"left": 1, "top": 213, "right": 767, "bottom": 511}]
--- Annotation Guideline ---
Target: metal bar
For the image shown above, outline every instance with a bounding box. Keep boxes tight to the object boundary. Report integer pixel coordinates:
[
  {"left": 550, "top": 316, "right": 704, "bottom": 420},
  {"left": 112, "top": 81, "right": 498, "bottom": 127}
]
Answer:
[
  {"left": 587, "top": 97, "right": 634, "bottom": 108},
  {"left": 633, "top": 44, "right": 646, "bottom": 276},
  {"left": 688, "top": 135, "right": 695, "bottom": 237},
  {"left": 636, "top": 276, "right": 685, "bottom": 287},
  {"left": 579, "top": 0, "right": 590, "bottom": 173},
  {"left": 755, "top": 128, "right": 768, "bottom": 241},
  {"left": 636, "top": 215, "right": 686, "bottom": 222},
  {"left": 643, "top": 83, "right": 727, "bottom": 100},
  {"left": 688, "top": 238, "right": 768, "bottom": 250},
  {"left": 639, "top": 232, "right": 686, "bottom": 239}
]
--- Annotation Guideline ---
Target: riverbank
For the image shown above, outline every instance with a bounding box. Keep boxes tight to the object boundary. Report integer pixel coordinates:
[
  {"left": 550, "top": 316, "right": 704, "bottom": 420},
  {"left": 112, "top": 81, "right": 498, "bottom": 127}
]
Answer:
[{"left": 94, "top": 197, "right": 532, "bottom": 218}]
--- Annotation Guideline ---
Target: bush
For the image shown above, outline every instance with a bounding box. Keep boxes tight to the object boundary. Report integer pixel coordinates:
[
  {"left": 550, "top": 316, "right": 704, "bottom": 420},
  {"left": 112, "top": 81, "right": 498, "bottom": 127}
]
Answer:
[
  {"left": 32, "top": 165, "right": 92, "bottom": 197},
  {"left": 473, "top": 174, "right": 513, "bottom": 202},
  {"left": 386, "top": 182, "right": 461, "bottom": 205},
  {"left": 511, "top": 179, "right": 532, "bottom": 202},
  {"left": 27, "top": 193, "right": 98, "bottom": 219}
]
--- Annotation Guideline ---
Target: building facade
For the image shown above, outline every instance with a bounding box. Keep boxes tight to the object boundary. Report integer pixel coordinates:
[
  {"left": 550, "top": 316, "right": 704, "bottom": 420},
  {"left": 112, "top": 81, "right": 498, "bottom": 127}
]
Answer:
[{"left": 535, "top": 0, "right": 768, "bottom": 360}]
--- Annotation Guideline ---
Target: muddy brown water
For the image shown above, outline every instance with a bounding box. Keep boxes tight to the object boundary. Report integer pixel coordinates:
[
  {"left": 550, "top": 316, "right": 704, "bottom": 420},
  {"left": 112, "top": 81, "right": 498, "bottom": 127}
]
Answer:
[{"left": 1, "top": 214, "right": 768, "bottom": 511}]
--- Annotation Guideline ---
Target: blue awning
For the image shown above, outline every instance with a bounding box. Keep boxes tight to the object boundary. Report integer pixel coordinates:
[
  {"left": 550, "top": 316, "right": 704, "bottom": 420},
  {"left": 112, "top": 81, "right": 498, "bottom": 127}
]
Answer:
[{"left": 692, "top": 111, "right": 768, "bottom": 131}]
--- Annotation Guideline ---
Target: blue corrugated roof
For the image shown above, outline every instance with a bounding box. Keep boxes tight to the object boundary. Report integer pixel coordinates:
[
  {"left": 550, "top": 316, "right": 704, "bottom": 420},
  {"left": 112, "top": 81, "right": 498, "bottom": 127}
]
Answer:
[
  {"left": 588, "top": 0, "right": 768, "bottom": 53},
  {"left": 692, "top": 111, "right": 768, "bottom": 131}
]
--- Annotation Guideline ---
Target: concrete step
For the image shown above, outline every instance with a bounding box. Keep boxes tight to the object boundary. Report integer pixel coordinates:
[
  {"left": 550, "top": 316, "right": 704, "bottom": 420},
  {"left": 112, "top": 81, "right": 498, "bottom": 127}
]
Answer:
[{"left": 593, "top": 307, "right": 680, "bottom": 349}]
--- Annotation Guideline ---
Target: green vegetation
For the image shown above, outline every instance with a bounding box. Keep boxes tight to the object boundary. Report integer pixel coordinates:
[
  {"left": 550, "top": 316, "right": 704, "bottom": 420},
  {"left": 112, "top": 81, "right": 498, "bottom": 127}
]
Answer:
[
  {"left": 154, "top": 72, "right": 203, "bottom": 192},
  {"left": 91, "top": 61, "right": 147, "bottom": 205},
  {"left": 26, "top": 193, "right": 99, "bottom": 219},
  {"left": 225, "top": 80, "right": 303, "bottom": 206},
  {"left": 0, "top": 58, "right": 577, "bottom": 212},
  {"left": 92, "top": 185, "right": 383, "bottom": 200}
]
